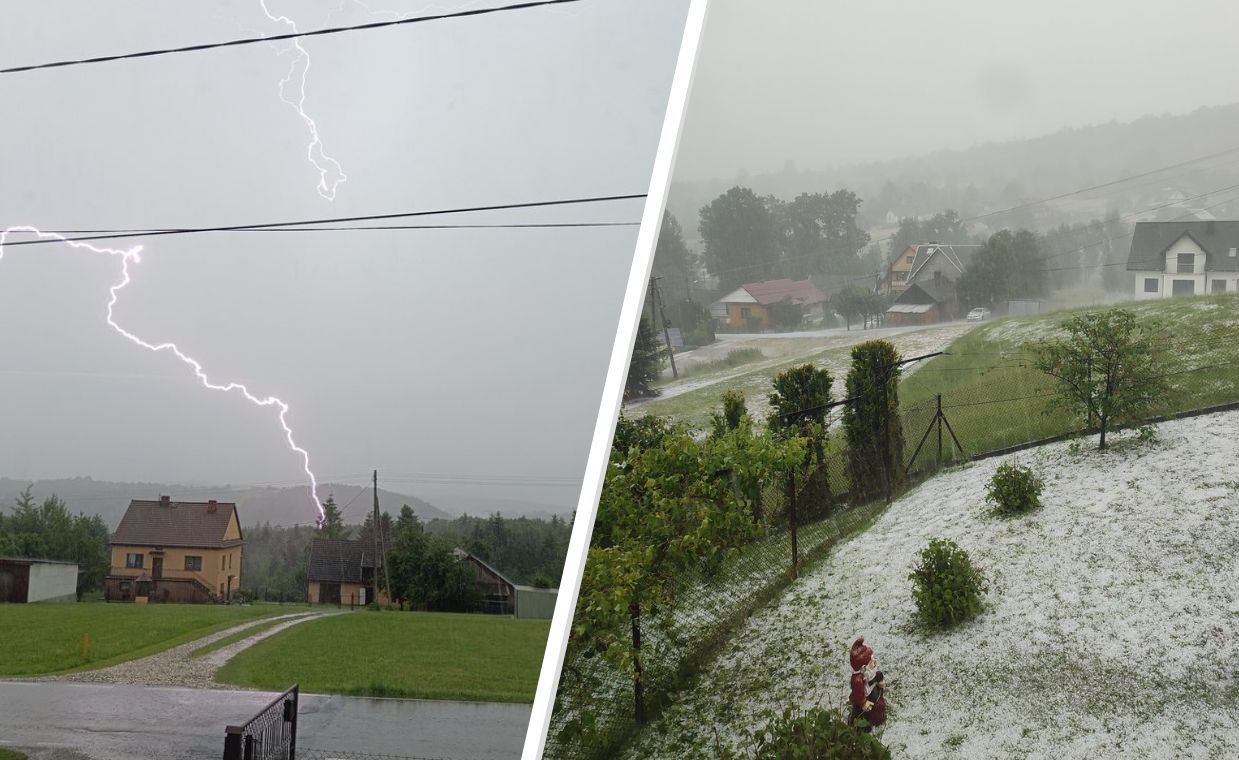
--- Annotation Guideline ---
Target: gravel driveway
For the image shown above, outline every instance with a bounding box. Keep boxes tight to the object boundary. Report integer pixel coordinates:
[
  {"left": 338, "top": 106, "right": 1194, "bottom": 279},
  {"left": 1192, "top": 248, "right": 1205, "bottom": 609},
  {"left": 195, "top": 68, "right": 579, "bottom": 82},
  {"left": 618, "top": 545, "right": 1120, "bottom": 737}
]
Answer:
[{"left": 29, "top": 610, "right": 339, "bottom": 689}]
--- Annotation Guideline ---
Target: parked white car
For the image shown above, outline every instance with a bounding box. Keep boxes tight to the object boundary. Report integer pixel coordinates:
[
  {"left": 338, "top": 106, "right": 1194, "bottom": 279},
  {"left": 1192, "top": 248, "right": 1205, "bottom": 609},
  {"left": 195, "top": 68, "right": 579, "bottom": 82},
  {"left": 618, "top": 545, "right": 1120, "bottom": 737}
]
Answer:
[{"left": 966, "top": 307, "right": 992, "bottom": 322}]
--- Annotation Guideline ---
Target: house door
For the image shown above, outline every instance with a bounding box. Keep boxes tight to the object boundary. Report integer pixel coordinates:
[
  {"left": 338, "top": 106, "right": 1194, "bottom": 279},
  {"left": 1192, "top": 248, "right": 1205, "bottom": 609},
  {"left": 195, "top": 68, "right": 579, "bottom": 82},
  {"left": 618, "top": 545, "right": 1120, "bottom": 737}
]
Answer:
[
  {"left": 318, "top": 582, "right": 341, "bottom": 605},
  {"left": 151, "top": 557, "right": 163, "bottom": 580}
]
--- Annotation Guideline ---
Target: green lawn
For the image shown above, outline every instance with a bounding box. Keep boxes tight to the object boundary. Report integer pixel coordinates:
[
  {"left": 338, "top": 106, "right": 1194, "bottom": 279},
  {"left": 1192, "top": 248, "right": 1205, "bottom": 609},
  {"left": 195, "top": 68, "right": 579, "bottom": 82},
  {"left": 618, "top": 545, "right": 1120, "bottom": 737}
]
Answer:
[
  {"left": 0, "top": 602, "right": 282, "bottom": 676},
  {"left": 215, "top": 611, "right": 551, "bottom": 703},
  {"left": 0, "top": 750, "right": 29, "bottom": 760},
  {"left": 898, "top": 294, "right": 1239, "bottom": 458}
]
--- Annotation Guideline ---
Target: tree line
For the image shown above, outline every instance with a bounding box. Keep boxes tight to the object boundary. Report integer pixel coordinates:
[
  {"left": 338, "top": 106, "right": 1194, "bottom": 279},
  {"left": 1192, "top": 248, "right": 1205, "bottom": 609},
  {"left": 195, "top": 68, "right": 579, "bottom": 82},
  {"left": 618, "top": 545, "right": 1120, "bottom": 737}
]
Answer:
[
  {"left": 0, "top": 487, "right": 110, "bottom": 595},
  {"left": 243, "top": 495, "right": 570, "bottom": 609}
]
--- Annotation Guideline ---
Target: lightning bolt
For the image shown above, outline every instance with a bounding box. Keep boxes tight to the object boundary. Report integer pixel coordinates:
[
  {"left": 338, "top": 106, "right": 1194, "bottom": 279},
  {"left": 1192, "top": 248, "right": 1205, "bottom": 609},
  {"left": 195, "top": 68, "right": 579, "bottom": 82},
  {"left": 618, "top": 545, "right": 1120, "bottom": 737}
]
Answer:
[
  {"left": 259, "top": 0, "right": 347, "bottom": 201},
  {"left": 0, "top": 227, "right": 326, "bottom": 524}
]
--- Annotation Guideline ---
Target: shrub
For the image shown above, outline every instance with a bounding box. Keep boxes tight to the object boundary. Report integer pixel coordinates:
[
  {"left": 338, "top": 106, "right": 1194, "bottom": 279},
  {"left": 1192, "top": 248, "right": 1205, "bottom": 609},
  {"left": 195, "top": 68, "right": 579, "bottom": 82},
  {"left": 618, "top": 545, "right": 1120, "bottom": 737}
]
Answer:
[
  {"left": 744, "top": 707, "right": 891, "bottom": 759},
  {"left": 985, "top": 462, "right": 1044, "bottom": 516},
  {"left": 909, "top": 538, "right": 988, "bottom": 629}
]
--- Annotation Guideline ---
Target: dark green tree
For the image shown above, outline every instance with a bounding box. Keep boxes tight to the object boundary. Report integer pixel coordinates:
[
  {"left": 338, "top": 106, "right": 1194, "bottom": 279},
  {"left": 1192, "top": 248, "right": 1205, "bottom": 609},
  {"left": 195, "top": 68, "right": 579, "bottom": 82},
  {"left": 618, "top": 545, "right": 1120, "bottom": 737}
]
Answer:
[
  {"left": 317, "top": 494, "right": 348, "bottom": 539},
  {"left": 652, "top": 210, "right": 696, "bottom": 301},
  {"left": 709, "top": 388, "right": 749, "bottom": 439},
  {"left": 768, "top": 364, "right": 834, "bottom": 528},
  {"left": 699, "top": 186, "right": 780, "bottom": 292},
  {"left": 957, "top": 229, "right": 1049, "bottom": 309},
  {"left": 843, "top": 340, "right": 905, "bottom": 502},
  {"left": 625, "top": 315, "right": 665, "bottom": 400}
]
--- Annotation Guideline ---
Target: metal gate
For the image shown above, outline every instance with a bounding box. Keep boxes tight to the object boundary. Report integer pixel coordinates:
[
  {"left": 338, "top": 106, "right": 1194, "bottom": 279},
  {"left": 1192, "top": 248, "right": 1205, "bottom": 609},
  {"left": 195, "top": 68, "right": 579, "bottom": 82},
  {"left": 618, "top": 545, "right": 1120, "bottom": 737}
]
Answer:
[{"left": 223, "top": 684, "right": 299, "bottom": 760}]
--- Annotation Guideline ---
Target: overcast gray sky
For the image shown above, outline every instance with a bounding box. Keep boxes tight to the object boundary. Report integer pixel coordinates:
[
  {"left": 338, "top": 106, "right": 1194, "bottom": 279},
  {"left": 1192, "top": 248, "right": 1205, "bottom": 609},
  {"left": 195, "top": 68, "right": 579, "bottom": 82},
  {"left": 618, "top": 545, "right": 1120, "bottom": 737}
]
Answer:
[
  {"left": 0, "top": 0, "right": 687, "bottom": 519},
  {"left": 677, "top": 0, "right": 1239, "bottom": 181}
]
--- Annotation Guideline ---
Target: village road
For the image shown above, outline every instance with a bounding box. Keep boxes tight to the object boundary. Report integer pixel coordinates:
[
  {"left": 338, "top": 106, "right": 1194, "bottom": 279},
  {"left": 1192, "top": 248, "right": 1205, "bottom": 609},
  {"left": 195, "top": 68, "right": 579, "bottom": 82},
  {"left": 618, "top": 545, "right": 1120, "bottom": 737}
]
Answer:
[{"left": 0, "top": 681, "right": 529, "bottom": 760}]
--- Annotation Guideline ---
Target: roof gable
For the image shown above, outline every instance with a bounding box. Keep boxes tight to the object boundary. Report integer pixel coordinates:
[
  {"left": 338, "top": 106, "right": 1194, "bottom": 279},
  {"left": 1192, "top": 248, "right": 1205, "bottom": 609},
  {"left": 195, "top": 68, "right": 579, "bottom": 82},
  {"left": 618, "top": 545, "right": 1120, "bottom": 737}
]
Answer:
[
  {"left": 738, "top": 278, "right": 828, "bottom": 306},
  {"left": 1127, "top": 221, "right": 1239, "bottom": 272},
  {"left": 112, "top": 499, "right": 242, "bottom": 549},
  {"left": 307, "top": 538, "right": 378, "bottom": 583}
]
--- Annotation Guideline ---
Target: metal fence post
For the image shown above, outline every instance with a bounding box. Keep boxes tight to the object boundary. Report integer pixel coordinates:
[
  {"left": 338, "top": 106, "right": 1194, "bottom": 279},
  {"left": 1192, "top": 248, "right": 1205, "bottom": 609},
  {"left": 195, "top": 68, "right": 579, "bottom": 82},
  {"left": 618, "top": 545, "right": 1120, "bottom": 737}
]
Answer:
[{"left": 223, "top": 728, "right": 242, "bottom": 760}]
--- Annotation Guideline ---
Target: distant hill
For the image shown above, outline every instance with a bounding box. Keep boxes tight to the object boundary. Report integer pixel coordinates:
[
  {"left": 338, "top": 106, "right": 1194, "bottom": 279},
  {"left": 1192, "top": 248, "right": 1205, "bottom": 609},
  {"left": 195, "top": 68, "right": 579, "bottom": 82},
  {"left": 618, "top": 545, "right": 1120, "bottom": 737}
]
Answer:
[
  {"left": 0, "top": 477, "right": 452, "bottom": 529},
  {"left": 667, "top": 102, "right": 1239, "bottom": 245}
]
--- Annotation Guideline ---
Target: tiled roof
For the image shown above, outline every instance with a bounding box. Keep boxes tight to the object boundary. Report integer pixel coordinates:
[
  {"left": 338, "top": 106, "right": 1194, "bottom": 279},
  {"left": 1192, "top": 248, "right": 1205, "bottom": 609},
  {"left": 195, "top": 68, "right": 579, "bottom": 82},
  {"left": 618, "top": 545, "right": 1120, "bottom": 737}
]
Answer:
[
  {"left": 738, "top": 279, "right": 828, "bottom": 306},
  {"left": 1126, "top": 221, "right": 1239, "bottom": 272},
  {"left": 307, "top": 538, "right": 378, "bottom": 584},
  {"left": 111, "top": 499, "right": 241, "bottom": 549}
]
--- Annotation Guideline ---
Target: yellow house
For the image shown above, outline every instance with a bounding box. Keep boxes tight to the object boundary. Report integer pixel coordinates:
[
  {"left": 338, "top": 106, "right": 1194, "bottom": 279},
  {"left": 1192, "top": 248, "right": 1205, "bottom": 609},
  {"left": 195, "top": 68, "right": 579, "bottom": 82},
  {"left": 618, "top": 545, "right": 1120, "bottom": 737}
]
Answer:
[{"left": 105, "top": 496, "right": 243, "bottom": 603}]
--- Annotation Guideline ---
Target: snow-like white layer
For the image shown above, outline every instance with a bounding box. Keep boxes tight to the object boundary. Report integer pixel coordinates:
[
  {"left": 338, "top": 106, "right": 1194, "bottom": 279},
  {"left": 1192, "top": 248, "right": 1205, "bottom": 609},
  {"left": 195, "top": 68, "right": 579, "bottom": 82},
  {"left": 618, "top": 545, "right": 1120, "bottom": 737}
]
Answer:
[{"left": 627, "top": 411, "right": 1239, "bottom": 759}]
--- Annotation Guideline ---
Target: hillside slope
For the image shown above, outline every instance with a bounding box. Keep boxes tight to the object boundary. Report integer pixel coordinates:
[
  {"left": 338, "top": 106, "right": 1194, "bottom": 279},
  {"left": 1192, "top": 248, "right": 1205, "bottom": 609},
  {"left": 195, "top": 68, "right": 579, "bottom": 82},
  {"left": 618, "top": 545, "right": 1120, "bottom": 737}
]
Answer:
[{"left": 628, "top": 410, "right": 1239, "bottom": 759}]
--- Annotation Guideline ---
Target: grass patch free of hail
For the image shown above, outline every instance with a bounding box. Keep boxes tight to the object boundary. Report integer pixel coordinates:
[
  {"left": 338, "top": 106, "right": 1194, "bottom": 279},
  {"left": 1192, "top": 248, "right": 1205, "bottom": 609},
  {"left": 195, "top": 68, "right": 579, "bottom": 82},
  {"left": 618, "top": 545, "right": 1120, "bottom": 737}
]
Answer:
[
  {"left": 215, "top": 611, "right": 550, "bottom": 703},
  {"left": 0, "top": 602, "right": 282, "bottom": 676},
  {"left": 0, "top": 750, "right": 30, "bottom": 760}
]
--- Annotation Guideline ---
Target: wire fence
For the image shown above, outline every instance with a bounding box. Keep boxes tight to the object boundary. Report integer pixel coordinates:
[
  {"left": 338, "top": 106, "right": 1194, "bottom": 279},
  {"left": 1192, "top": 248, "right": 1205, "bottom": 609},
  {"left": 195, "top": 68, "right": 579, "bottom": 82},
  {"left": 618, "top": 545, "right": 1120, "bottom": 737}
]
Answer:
[{"left": 544, "top": 313, "right": 1239, "bottom": 760}]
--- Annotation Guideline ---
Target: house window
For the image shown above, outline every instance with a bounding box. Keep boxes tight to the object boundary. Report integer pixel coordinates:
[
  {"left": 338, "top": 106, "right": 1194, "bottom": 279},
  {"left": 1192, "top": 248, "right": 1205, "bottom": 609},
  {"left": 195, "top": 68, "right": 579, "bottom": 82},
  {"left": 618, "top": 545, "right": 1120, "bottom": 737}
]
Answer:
[
  {"left": 184, "top": 556, "right": 202, "bottom": 571},
  {"left": 1213, "top": 280, "right": 1227, "bottom": 294},
  {"left": 740, "top": 307, "right": 751, "bottom": 320},
  {"left": 1172, "top": 280, "right": 1195, "bottom": 296},
  {"left": 906, "top": 256, "right": 914, "bottom": 264},
  {"left": 221, "top": 555, "right": 226, "bottom": 571},
  {"left": 125, "top": 553, "right": 144, "bottom": 568},
  {"left": 1176, "top": 253, "right": 1195, "bottom": 274},
  {"left": 1143, "top": 278, "right": 1158, "bottom": 293},
  {"left": 228, "top": 553, "right": 232, "bottom": 570}
]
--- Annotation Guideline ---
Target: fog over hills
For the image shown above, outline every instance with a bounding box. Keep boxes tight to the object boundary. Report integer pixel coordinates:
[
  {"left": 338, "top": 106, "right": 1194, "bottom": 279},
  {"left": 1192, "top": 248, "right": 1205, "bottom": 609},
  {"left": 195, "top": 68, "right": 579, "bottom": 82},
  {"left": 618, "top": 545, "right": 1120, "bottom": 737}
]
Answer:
[{"left": 0, "top": 476, "right": 568, "bottom": 529}]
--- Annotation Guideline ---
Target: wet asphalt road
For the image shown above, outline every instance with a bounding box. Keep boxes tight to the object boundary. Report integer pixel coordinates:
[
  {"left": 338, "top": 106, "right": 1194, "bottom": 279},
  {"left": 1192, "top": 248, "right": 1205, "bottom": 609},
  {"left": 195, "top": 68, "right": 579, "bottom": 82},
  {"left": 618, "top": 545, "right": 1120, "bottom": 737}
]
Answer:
[{"left": 0, "top": 681, "right": 529, "bottom": 759}]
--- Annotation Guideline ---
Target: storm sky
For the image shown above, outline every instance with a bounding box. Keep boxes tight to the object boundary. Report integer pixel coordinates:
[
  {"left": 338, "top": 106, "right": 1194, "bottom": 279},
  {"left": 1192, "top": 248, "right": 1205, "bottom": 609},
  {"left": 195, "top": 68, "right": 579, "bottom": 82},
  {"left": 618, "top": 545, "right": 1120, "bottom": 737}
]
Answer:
[
  {"left": 677, "top": 0, "right": 1239, "bottom": 181},
  {"left": 0, "top": 0, "right": 688, "bottom": 518}
]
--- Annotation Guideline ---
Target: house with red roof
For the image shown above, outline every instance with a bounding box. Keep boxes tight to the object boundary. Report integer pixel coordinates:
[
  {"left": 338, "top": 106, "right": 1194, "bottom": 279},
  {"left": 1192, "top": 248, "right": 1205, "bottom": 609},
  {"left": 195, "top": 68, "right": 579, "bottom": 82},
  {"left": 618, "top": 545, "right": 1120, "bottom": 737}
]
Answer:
[{"left": 709, "top": 278, "right": 828, "bottom": 330}]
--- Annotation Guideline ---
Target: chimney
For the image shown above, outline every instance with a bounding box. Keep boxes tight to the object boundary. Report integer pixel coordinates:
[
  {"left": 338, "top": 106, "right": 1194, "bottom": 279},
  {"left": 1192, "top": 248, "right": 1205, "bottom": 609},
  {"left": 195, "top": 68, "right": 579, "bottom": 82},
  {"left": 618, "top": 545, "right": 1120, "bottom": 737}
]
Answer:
[
  {"left": 207, "top": 500, "right": 218, "bottom": 513},
  {"left": 159, "top": 495, "right": 170, "bottom": 507}
]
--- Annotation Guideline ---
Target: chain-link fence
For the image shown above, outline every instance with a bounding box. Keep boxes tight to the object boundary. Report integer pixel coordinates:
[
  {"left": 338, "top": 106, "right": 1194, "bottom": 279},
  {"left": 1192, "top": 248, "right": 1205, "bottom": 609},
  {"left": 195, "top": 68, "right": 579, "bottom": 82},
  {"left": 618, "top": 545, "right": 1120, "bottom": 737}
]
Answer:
[{"left": 544, "top": 316, "right": 1239, "bottom": 760}]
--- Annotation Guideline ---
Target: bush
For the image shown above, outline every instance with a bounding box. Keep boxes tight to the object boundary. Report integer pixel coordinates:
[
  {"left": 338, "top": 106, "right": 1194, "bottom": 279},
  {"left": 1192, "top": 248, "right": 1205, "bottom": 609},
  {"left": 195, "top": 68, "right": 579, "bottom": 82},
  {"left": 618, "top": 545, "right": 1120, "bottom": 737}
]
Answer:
[
  {"left": 909, "top": 538, "right": 988, "bottom": 629},
  {"left": 743, "top": 707, "right": 891, "bottom": 759},
  {"left": 985, "top": 462, "right": 1044, "bottom": 516}
]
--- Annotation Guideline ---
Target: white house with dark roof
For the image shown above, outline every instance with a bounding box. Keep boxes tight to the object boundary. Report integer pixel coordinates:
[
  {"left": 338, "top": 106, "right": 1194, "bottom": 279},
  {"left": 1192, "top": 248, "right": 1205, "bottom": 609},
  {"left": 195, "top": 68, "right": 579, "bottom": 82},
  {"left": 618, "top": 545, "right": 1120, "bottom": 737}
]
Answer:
[{"left": 1127, "top": 221, "right": 1239, "bottom": 299}]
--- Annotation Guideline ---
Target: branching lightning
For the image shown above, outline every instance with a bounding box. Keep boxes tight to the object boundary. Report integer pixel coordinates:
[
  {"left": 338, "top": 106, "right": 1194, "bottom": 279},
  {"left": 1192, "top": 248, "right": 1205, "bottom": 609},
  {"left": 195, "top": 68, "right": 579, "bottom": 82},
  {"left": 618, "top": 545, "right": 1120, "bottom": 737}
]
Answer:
[
  {"left": 259, "top": 1, "right": 347, "bottom": 201},
  {"left": 0, "top": 227, "right": 326, "bottom": 524}
]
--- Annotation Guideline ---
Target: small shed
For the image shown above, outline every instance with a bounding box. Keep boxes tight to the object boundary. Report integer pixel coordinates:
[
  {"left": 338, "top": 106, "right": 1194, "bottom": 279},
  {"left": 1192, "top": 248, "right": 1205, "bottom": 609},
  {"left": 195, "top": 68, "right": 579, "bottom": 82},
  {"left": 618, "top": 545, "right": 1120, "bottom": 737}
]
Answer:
[
  {"left": 0, "top": 557, "right": 80, "bottom": 603},
  {"left": 454, "top": 548, "right": 515, "bottom": 615},
  {"left": 513, "top": 585, "right": 558, "bottom": 620}
]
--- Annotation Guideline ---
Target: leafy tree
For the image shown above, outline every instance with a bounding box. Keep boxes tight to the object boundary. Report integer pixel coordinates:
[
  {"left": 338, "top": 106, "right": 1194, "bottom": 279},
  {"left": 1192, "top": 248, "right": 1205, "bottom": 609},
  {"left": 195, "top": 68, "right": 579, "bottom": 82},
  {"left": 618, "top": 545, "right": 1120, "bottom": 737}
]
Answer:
[
  {"left": 612, "top": 413, "right": 675, "bottom": 456},
  {"left": 573, "top": 426, "right": 802, "bottom": 723},
  {"left": 957, "top": 229, "right": 1048, "bottom": 309},
  {"left": 833, "top": 287, "right": 867, "bottom": 331},
  {"left": 1031, "top": 308, "right": 1168, "bottom": 449},
  {"left": 768, "top": 364, "right": 834, "bottom": 570},
  {"left": 652, "top": 210, "right": 696, "bottom": 301},
  {"left": 767, "top": 298, "right": 805, "bottom": 330},
  {"left": 317, "top": 494, "right": 349, "bottom": 539},
  {"left": 0, "top": 487, "right": 110, "bottom": 594},
  {"left": 778, "top": 191, "right": 871, "bottom": 278},
  {"left": 625, "top": 315, "right": 665, "bottom": 400},
  {"left": 699, "top": 186, "right": 780, "bottom": 292},
  {"left": 709, "top": 388, "right": 749, "bottom": 439},
  {"left": 843, "top": 341, "right": 905, "bottom": 502}
]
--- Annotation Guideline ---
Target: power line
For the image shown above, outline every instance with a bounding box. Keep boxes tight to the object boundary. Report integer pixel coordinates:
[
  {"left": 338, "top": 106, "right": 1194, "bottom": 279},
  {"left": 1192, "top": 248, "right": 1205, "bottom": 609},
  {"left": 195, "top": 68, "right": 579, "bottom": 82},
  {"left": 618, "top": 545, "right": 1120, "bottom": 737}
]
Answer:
[
  {"left": 0, "top": 0, "right": 583, "bottom": 76},
  {"left": 0, "top": 192, "right": 646, "bottom": 248},
  {"left": 21, "top": 222, "right": 641, "bottom": 237}
]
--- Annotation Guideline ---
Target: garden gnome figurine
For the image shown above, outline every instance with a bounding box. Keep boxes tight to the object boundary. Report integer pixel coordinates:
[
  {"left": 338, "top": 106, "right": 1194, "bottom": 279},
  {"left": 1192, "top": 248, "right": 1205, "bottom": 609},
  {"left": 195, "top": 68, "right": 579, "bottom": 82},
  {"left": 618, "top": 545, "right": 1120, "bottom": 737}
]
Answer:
[
  {"left": 848, "top": 637, "right": 881, "bottom": 730},
  {"left": 866, "top": 670, "right": 888, "bottom": 729}
]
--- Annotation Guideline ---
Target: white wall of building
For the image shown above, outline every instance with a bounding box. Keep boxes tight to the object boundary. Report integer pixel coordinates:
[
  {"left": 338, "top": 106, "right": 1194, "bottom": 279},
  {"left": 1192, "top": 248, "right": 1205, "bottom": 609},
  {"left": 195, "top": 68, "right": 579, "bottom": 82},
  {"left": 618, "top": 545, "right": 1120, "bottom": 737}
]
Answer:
[
  {"left": 1132, "top": 234, "right": 1239, "bottom": 299},
  {"left": 26, "top": 561, "right": 78, "bottom": 602}
]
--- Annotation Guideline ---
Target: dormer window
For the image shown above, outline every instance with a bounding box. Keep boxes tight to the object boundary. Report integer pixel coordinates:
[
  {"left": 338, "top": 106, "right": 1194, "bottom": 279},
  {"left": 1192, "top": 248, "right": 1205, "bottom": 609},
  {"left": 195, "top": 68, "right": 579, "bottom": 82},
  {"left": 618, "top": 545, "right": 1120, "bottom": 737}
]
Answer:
[
  {"left": 1230, "top": 247, "right": 1237, "bottom": 258},
  {"left": 1176, "top": 253, "right": 1194, "bottom": 274}
]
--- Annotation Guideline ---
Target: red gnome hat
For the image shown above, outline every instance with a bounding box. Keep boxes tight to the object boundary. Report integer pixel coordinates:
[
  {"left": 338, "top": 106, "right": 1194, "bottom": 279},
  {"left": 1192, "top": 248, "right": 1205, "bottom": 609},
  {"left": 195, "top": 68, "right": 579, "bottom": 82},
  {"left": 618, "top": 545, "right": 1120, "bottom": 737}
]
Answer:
[{"left": 850, "top": 637, "right": 873, "bottom": 671}]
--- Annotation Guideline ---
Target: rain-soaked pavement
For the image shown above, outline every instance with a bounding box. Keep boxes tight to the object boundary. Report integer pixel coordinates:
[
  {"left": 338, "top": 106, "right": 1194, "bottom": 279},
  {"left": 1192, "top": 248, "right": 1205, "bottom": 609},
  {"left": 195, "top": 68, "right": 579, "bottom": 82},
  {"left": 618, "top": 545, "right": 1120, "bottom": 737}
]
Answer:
[{"left": 0, "top": 681, "right": 529, "bottom": 759}]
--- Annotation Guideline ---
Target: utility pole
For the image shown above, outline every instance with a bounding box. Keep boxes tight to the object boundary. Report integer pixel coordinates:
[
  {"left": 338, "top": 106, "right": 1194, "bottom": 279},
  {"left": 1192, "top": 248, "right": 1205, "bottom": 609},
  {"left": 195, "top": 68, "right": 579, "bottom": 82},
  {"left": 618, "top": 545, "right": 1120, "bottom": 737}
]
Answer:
[
  {"left": 372, "top": 470, "right": 392, "bottom": 604},
  {"left": 650, "top": 275, "right": 678, "bottom": 379}
]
